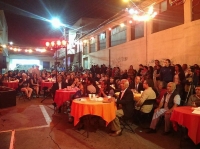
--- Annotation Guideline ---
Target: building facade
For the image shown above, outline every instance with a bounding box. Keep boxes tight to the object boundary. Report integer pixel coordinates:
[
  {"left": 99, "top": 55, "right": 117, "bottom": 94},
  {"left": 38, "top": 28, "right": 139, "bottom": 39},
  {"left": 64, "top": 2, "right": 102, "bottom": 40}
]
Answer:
[{"left": 75, "top": 0, "right": 200, "bottom": 70}]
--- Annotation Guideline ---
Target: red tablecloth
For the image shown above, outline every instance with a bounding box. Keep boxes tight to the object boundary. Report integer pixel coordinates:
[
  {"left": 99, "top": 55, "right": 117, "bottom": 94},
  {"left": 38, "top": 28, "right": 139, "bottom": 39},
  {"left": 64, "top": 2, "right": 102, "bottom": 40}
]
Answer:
[
  {"left": 54, "top": 89, "right": 77, "bottom": 108},
  {"left": 170, "top": 106, "right": 200, "bottom": 144},
  {"left": 3, "top": 82, "right": 18, "bottom": 89},
  {"left": 40, "top": 82, "right": 53, "bottom": 89},
  {"left": 71, "top": 98, "right": 116, "bottom": 126}
]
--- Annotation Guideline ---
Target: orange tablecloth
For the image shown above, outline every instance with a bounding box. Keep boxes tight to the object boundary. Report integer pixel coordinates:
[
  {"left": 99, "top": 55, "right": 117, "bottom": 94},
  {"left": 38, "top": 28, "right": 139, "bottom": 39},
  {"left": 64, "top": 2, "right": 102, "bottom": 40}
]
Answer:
[
  {"left": 54, "top": 89, "right": 77, "bottom": 108},
  {"left": 40, "top": 82, "right": 53, "bottom": 89},
  {"left": 3, "top": 82, "right": 18, "bottom": 89},
  {"left": 71, "top": 98, "right": 116, "bottom": 126},
  {"left": 170, "top": 106, "right": 200, "bottom": 144}
]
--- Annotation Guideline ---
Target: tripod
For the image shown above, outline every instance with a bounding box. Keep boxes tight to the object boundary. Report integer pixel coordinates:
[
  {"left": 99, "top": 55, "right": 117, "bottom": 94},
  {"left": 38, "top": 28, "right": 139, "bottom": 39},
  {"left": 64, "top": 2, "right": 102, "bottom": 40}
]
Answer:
[{"left": 184, "top": 72, "right": 195, "bottom": 105}]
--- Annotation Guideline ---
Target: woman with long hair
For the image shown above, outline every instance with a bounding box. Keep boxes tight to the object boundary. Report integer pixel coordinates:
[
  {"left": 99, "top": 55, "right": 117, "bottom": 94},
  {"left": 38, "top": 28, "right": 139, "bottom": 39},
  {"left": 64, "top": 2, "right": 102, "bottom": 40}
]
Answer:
[{"left": 30, "top": 73, "right": 40, "bottom": 97}]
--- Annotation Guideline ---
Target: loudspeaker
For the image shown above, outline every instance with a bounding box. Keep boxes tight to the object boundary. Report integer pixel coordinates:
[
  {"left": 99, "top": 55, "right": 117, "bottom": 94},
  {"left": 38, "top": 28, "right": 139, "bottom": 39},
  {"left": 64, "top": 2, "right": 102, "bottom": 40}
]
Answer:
[
  {"left": 0, "top": 56, "right": 7, "bottom": 68},
  {"left": 0, "top": 90, "right": 16, "bottom": 108}
]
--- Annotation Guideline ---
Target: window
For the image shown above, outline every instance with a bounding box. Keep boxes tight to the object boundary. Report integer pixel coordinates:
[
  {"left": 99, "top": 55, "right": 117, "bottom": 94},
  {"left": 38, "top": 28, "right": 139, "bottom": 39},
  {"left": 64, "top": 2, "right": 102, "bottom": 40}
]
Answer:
[
  {"left": 111, "top": 23, "right": 127, "bottom": 47},
  {"left": 99, "top": 32, "right": 106, "bottom": 50},
  {"left": 83, "top": 42, "right": 88, "bottom": 55},
  {"left": 131, "top": 22, "right": 144, "bottom": 40},
  {"left": 192, "top": 0, "right": 200, "bottom": 21},
  {"left": 152, "top": 0, "right": 184, "bottom": 33},
  {"left": 90, "top": 37, "right": 96, "bottom": 53}
]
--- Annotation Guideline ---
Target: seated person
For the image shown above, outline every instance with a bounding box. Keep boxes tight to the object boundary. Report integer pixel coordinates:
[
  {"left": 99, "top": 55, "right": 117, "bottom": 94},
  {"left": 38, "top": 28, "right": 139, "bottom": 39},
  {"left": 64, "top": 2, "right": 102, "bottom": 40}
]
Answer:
[
  {"left": 2, "top": 72, "right": 9, "bottom": 82},
  {"left": 52, "top": 75, "right": 67, "bottom": 99},
  {"left": 109, "top": 79, "right": 134, "bottom": 137},
  {"left": 135, "top": 79, "right": 156, "bottom": 113},
  {"left": 30, "top": 74, "right": 40, "bottom": 97},
  {"left": 147, "top": 82, "right": 181, "bottom": 134},
  {"left": 114, "top": 79, "right": 121, "bottom": 92},
  {"left": 98, "top": 80, "right": 114, "bottom": 97},
  {"left": 132, "top": 76, "right": 144, "bottom": 93},
  {"left": 15, "top": 72, "right": 22, "bottom": 81},
  {"left": 8, "top": 70, "right": 17, "bottom": 81},
  {"left": 18, "top": 73, "right": 33, "bottom": 100},
  {"left": 86, "top": 77, "right": 96, "bottom": 95},
  {"left": 41, "top": 72, "right": 47, "bottom": 81},
  {"left": 187, "top": 85, "right": 200, "bottom": 107},
  {"left": 71, "top": 77, "right": 80, "bottom": 88},
  {"left": 155, "top": 81, "right": 167, "bottom": 108}
]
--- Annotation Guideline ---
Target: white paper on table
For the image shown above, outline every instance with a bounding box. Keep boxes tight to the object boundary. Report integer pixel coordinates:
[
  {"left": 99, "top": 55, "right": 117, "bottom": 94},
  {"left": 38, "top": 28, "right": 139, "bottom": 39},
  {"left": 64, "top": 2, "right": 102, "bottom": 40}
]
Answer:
[
  {"left": 75, "top": 98, "right": 86, "bottom": 101},
  {"left": 80, "top": 98, "right": 86, "bottom": 101},
  {"left": 96, "top": 97, "right": 103, "bottom": 101},
  {"left": 192, "top": 108, "right": 200, "bottom": 114}
]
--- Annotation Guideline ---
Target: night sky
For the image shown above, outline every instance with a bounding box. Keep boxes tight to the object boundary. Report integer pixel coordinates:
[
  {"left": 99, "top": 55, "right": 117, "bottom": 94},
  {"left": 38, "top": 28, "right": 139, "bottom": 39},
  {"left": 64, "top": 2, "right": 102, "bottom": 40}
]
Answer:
[{"left": 0, "top": 0, "right": 127, "bottom": 47}]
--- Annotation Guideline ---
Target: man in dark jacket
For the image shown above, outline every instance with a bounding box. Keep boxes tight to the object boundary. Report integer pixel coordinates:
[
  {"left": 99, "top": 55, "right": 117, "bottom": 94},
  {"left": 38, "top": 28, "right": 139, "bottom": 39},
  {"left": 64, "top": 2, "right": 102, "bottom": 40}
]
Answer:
[
  {"left": 110, "top": 79, "right": 134, "bottom": 136},
  {"left": 51, "top": 75, "right": 67, "bottom": 112},
  {"left": 160, "top": 59, "right": 175, "bottom": 84}
]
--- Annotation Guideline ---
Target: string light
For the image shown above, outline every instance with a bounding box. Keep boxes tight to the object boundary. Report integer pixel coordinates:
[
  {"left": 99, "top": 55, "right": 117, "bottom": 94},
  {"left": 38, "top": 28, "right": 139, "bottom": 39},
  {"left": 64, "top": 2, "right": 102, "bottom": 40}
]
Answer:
[
  {"left": 1, "top": 43, "right": 48, "bottom": 54},
  {"left": 45, "top": 40, "right": 68, "bottom": 50},
  {"left": 73, "top": 2, "right": 157, "bottom": 47}
]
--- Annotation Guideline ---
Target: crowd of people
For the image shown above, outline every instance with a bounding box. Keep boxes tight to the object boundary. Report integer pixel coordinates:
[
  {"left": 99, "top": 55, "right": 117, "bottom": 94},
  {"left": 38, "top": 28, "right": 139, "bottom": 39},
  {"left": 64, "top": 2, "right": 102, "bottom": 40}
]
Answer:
[{"left": 1, "top": 59, "right": 200, "bottom": 137}]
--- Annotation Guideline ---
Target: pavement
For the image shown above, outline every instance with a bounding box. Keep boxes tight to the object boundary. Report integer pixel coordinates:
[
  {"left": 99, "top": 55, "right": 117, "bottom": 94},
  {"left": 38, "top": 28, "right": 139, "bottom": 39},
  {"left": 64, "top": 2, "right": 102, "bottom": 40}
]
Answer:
[{"left": 0, "top": 96, "right": 194, "bottom": 149}]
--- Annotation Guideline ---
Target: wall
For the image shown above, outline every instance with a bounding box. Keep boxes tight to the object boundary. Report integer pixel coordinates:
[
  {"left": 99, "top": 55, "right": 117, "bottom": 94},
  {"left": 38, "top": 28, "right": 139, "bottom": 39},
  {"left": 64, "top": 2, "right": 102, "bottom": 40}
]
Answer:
[{"left": 85, "top": 19, "right": 200, "bottom": 70}]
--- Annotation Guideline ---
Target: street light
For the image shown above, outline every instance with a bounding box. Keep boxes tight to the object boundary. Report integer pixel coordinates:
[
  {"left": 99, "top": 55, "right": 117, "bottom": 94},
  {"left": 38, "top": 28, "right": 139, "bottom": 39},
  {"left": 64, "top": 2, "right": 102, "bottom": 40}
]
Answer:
[{"left": 50, "top": 18, "right": 68, "bottom": 71}]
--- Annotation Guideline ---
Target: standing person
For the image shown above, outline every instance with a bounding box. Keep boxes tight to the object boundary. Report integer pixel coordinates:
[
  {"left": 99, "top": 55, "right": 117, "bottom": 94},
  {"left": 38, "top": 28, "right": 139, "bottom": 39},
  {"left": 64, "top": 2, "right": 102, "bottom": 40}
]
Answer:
[
  {"left": 127, "top": 65, "right": 135, "bottom": 79},
  {"left": 121, "top": 69, "right": 128, "bottom": 79},
  {"left": 182, "top": 64, "right": 188, "bottom": 76},
  {"left": 109, "top": 79, "right": 134, "bottom": 137},
  {"left": 153, "top": 64, "right": 162, "bottom": 91},
  {"left": 174, "top": 64, "right": 185, "bottom": 99},
  {"left": 137, "top": 64, "right": 143, "bottom": 76},
  {"left": 19, "top": 73, "right": 33, "bottom": 100},
  {"left": 147, "top": 82, "right": 180, "bottom": 134},
  {"left": 147, "top": 66, "right": 154, "bottom": 80},
  {"left": 28, "top": 65, "right": 35, "bottom": 74},
  {"left": 160, "top": 59, "right": 175, "bottom": 84},
  {"left": 153, "top": 60, "right": 160, "bottom": 70}
]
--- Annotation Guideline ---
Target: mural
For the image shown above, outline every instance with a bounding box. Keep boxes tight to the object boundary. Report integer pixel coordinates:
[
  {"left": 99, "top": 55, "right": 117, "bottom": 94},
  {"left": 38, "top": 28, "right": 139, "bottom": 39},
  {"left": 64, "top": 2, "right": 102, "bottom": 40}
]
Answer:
[{"left": 111, "top": 57, "right": 128, "bottom": 67}]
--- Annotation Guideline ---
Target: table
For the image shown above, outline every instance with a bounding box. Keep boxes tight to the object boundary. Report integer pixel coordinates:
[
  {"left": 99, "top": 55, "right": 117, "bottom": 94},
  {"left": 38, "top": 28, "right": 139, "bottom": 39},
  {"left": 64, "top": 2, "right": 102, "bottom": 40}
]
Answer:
[
  {"left": 71, "top": 97, "right": 116, "bottom": 127},
  {"left": 54, "top": 89, "right": 77, "bottom": 108},
  {"left": 134, "top": 93, "right": 142, "bottom": 101},
  {"left": 115, "top": 92, "right": 141, "bottom": 101},
  {"left": 40, "top": 82, "right": 53, "bottom": 89},
  {"left": 170, "top": 106, "right": 200, "bottom": 144},
  {"left": 3, "top": 82, "right": 18, "bottom": 89}
]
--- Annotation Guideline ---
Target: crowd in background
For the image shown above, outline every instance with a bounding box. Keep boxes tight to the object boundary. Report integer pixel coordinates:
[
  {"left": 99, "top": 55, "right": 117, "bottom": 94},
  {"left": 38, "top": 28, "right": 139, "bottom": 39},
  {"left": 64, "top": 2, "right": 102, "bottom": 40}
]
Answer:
[
  {"left": 1, "top": 59, "right": 200, "bottom": 137},
  {"left": 0, "top": 59, "right": 200, "bottom": 102}
]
